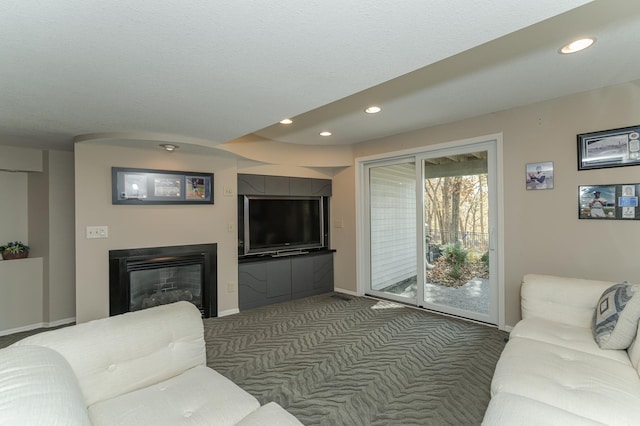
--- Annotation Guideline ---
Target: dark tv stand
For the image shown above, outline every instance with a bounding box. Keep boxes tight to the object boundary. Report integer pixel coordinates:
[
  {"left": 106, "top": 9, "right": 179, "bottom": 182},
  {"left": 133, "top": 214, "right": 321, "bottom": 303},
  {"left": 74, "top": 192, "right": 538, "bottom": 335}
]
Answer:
[
  {"left": 238, "top": 249, "right": 335, "bottom": 310},
  {"left": 237, "top": 174, "right": 334, "bottom": 310}
]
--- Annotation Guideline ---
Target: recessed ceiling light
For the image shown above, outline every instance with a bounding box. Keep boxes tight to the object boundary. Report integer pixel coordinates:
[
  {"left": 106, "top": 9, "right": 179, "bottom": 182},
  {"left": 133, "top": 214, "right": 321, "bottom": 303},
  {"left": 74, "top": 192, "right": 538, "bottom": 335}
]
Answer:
[
  {"left": 279, "top": 118, "right": 293, "bottom": 124},
  {"left": 160, "top": 144, "right": 178, "bottom": 152},
  {"left": 319, "top": 131, "right": 332, "bottom": 137},
  {"left": 365, "top": 106, "right": 382, "bottom": 114},
  {"left": 559, "top": 37, "right": 595, "bottom": 54}
]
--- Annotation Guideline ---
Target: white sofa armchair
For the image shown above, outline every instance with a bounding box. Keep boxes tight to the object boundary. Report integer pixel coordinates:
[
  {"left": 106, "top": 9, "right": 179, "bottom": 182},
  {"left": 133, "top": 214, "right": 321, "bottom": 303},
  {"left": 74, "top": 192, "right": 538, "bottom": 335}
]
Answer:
[
  {"left": 0, "top": 301, "right": 302, "bottom": 426},
  {"left": 483, "top": 274, "right": 640, "bottom": 425}
]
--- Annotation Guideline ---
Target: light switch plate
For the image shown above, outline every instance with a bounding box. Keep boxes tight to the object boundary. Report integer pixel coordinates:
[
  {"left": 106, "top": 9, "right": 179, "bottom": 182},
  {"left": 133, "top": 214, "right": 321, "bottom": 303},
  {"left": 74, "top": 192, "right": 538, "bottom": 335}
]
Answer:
[{"left": 86, "top": 226, "right": 109, "bottom": 239}]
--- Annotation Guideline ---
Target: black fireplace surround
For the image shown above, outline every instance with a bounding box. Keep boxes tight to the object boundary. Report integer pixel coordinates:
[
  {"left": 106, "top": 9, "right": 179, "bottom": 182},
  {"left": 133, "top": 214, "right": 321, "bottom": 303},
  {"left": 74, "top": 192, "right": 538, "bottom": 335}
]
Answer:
[{"left": 109, "top": 243, "right": 217, "bottom": 318}]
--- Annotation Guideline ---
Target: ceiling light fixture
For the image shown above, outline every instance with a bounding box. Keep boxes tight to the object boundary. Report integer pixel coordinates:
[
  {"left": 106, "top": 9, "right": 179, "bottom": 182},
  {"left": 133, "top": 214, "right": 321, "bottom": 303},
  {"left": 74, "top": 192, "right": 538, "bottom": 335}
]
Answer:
[
  {"left": 365, "top": 106, "right": 382, "bottom": 114},
  {"left": 559, "top": 37, "right": 595, "bottom": 54},
  {"left": 279, "top": 118, "right": 293, "bottom": 124},
  {"left": 319, "top": 131, "right": 332, "bottom": 137},
  {"left": 160, "top": 144, "right": 178, "bottom": 152}
]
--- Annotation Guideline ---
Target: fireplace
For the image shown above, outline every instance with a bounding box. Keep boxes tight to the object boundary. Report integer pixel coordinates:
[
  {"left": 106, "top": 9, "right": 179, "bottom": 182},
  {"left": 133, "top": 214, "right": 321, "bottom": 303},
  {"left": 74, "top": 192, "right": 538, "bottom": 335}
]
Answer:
[{"left": 109, "top": 243, "right": 217, "bottom": 318}]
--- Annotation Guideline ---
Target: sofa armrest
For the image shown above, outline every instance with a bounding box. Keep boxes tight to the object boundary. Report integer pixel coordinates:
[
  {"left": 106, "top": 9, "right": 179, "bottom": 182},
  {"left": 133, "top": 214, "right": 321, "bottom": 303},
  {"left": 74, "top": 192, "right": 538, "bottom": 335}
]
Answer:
[
  {"left": 521, "top": 274, "right": 614, "bottom": 328},
  {"left": 0, "top": 346, "right": 92, "bottom": 425}
]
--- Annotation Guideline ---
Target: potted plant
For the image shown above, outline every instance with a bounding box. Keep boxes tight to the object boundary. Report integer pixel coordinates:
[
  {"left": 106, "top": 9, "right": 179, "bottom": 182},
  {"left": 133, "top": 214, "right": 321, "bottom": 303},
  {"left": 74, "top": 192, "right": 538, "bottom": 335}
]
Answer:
[{"left": 0, "top": 241, "right": 30, "bottom": 260}]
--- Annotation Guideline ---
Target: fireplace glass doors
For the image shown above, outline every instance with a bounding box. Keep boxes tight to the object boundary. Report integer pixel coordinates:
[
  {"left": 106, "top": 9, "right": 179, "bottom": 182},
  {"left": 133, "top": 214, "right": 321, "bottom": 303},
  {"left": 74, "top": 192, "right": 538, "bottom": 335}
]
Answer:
[
  {"left": 109, "top": 243, "right": 217, "bottom": 318},
  {"left": 129, "top": 260, "right": 203, "bottom": 312}
]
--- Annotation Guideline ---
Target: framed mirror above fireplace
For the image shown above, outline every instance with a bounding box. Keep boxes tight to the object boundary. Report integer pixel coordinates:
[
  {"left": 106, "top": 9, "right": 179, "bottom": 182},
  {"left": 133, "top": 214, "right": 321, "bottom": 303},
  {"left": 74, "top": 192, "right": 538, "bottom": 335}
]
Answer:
[{"left": 109, "top": 243, "right": 217, "bottom": 318}]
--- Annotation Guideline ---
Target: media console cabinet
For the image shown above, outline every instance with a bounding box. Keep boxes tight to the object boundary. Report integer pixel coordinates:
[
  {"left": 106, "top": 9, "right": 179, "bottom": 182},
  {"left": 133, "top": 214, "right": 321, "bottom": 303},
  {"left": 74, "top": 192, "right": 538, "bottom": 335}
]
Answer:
[
  {"left": 238, "top": 250, "right": 334, "bottom": 310},
  {"left": 237, "top": 174, "right": 334, "bottom": 310}
]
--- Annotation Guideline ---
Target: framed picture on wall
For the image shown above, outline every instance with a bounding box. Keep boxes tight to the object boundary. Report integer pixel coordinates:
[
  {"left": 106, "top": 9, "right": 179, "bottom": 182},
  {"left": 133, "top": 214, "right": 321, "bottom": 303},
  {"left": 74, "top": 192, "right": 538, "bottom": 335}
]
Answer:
[
  {"left": 112, "top": 167, "right": 214, "bottom": 205},
  {"left": 526, "top": 161, "right": 554, "bottom": 190},
  {"left": 579, "top": 184, "right": 640, "bottom": 220},
  {"left": 577, "top": 125, "right": 640, "bottom": 170}
]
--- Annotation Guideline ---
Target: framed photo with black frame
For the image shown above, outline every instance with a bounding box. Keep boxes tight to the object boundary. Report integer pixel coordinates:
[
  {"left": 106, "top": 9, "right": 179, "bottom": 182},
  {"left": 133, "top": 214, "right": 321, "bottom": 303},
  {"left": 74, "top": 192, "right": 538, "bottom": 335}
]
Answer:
[
  {"left": 577, "top": 125, "right": 640, "bottom": 170},
  {"left": 112, "top": 167, "right": 214, "bottom": 205},
  {"left": 578, "top": 184, "right": 640, "bottom": 220}
]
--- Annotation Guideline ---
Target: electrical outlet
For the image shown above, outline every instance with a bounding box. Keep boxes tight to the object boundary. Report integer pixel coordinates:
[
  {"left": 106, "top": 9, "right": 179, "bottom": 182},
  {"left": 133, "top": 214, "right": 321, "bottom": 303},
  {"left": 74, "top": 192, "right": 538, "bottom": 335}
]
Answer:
[
  {"left": 86, "top": 226, "right": 109, "bottom": 239},
  {"left": 227, "top": 281, "right": 237, "bottom": 293}
]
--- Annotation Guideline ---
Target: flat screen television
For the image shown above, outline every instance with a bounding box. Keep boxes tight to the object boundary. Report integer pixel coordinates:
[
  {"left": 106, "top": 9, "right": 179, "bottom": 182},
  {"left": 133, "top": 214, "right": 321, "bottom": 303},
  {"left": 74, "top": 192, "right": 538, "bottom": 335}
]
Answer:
[{"left": 241, "top": 196, "right": 325, "bottom": 255}]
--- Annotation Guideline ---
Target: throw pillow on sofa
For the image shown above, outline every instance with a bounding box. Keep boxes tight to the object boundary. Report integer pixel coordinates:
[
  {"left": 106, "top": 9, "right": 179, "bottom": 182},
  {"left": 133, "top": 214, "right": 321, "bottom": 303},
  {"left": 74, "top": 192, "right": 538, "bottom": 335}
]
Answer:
[{"left": 592, "top": 283, "right": 640, "bottom": 349}]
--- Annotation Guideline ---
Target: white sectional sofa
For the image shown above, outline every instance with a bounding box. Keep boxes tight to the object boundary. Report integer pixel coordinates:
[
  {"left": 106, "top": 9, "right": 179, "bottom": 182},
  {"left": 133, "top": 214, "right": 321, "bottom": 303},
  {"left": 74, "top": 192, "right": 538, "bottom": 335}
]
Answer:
[
  {"left": 483, "top": 274, "right": 640, "bottom": 425},
  {"left": 0, "top": 301, "right": 303, "bottom": 426}
]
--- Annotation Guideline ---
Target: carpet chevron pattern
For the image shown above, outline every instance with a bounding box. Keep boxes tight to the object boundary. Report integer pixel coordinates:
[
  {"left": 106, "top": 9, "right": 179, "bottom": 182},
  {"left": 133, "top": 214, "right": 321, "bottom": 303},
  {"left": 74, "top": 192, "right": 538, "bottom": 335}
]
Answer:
[{"left": 204, "top": 293, "right": 507, "bottom": 426}]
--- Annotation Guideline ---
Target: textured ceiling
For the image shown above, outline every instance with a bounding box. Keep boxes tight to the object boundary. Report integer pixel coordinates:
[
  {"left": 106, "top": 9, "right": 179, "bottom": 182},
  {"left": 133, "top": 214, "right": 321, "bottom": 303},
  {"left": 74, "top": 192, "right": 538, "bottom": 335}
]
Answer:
[
  {"left": 255, "top": 0, "right": 640, "bottom": 146},
  {"left": 2, "top": 0, "right": 626, "bottom": 153}
]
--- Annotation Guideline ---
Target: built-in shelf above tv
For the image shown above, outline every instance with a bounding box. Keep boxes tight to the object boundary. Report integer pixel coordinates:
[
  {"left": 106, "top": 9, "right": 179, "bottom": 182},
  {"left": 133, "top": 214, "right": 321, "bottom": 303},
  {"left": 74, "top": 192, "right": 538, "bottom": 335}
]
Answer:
[{"left": 237, "top": 174, "right": 331, "bottom": 197}]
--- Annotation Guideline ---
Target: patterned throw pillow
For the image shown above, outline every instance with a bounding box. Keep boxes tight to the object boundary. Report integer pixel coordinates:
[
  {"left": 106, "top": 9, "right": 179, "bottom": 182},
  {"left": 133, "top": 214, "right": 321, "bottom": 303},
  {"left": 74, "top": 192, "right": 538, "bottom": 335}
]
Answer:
[{"left": 593, "top": 283, "right": 640, "bottom": 349}]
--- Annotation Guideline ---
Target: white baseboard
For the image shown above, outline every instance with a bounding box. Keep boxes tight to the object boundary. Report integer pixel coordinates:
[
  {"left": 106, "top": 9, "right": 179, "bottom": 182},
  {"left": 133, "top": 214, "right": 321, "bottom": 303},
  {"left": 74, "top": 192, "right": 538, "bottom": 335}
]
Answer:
[
  {"left": 218, "top": 308, "right": 239, "bottom": 317},
  {"left": 501, "top": 325, "right": 513, "bottom": 333},
  {"left": 46, "top": 317, "right": 76, "bottom": 328},
  {"left": 334, "top": 288, "right": 358, "bottom": 296},
  {"left": 0, "top": 317, "right": 75, "bottom": 337}
]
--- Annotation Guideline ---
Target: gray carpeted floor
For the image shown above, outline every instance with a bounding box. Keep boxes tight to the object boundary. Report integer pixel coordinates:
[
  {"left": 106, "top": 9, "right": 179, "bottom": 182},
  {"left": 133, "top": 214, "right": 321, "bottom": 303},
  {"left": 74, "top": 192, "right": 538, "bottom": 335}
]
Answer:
[
  {"left": 204, "top": 293, "right": 507, "bottom": 426},
  {"left": 1, "top": 293, "right": 507, "bottom": 425}
]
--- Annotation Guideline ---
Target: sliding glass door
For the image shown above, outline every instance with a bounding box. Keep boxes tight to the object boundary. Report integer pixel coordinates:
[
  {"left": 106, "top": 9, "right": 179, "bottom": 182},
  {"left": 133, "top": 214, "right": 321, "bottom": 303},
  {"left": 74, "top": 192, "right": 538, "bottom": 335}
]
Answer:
[{"left": 363, "top": 141, "right": 498, "bottom": 324}]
